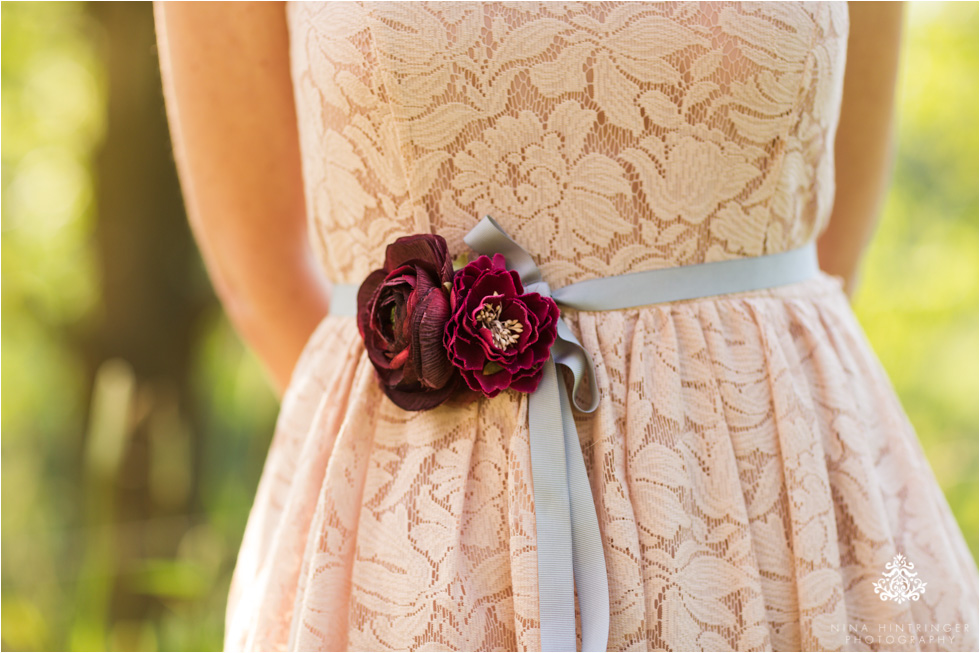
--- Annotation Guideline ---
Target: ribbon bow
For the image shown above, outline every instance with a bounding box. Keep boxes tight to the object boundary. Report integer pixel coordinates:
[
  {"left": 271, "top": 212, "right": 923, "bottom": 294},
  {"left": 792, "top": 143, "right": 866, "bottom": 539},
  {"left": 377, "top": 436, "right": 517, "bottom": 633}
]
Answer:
[{"left": 465, "top": 215, "right": 609, "bottom": 652}]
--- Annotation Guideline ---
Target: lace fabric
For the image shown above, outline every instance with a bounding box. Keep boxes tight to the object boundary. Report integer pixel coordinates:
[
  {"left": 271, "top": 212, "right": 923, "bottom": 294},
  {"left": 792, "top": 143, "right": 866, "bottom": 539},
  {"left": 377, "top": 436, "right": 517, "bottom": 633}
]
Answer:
[
  {"left": 288, "top": 1, "right": 847, "bottom": 287},
  {"left": 224, "top": 2, "right": 980, "bottom": 651}
]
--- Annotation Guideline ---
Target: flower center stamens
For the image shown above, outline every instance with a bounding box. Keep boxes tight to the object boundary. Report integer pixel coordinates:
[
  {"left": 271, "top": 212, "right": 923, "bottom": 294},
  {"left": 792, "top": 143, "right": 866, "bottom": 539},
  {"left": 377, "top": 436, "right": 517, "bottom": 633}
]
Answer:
[{"left": 475, "top": 293, "right": 524, "bottom": 351}]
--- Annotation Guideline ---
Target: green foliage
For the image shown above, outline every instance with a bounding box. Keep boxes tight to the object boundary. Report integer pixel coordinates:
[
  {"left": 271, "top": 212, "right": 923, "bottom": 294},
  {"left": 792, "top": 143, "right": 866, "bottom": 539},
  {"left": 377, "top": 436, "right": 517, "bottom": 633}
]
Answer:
[
  {"left": 3, "top": 4, "right": 104, "bottom": 650},
  {"left": 2, "top": 4, "right": 277, "bottom": 651}
]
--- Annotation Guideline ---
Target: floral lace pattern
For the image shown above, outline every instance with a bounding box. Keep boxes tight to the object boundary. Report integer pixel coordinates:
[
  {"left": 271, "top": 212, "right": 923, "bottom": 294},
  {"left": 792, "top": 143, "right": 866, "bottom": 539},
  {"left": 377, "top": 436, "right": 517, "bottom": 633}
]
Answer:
[
  {"left": 224, "top": 2, "right": 980, "bottom": 651},
  {"left": 287, "top": 1, "right": 846, "bottom": 287}
]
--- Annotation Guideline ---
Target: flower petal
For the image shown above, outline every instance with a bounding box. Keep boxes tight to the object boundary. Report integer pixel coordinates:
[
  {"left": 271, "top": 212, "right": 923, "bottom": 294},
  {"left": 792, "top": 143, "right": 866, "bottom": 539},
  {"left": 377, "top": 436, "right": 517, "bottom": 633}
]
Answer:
[
  {"left": 470, "top": 269, "right": 520, "bottom": 301},
  {"left": 462, "top": 366, "right": 512, "bottom": 396},
  {"left": 385, "top": 377, "right": 457, "bottom": 411},
  {"left": 414, "top": 288, "right": 455, "bottom": 389},
  {"left": 509, "top": 366, "right": 545, "bottom": 393},
  {"left": 356, "top": 269, "right": 388, "bottom": 340},
  {"left": 448, "top": 329, "right": 489, "bottom": 371},
  {"left": 384, "top": 234, "right": 450, "bottom": 272}
]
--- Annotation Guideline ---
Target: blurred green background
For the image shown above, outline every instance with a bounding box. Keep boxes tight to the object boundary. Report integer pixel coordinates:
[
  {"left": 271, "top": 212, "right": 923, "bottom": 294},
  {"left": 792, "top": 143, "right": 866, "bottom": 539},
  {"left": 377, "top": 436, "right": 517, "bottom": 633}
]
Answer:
[{"left": 1, "top": 2, "right": 976, "bottom": 651}]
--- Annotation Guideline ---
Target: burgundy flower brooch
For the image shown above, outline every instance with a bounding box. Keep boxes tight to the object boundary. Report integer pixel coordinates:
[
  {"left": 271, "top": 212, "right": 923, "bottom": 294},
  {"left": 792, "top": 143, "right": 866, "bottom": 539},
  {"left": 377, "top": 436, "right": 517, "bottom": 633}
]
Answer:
[{"left": 356, "top": 232, "right": 559, "bottom": 411}]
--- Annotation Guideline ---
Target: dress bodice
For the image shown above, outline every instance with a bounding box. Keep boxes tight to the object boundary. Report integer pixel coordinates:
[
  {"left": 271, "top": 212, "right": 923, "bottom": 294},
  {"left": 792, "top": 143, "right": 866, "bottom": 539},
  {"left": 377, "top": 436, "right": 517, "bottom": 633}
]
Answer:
[{"left": 286, "top": 1, "right": 848, "bottom": 287}]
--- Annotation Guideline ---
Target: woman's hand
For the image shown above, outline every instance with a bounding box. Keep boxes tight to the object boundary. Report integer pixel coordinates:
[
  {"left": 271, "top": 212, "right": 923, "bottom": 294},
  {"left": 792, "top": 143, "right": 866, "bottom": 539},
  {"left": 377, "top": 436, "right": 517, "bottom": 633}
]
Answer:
[
  {"left": 818, "top": 2, "right": 905, "bottom": 297},
  {"left": 155, "top": 1, "right": 331, "bottom": 397}
]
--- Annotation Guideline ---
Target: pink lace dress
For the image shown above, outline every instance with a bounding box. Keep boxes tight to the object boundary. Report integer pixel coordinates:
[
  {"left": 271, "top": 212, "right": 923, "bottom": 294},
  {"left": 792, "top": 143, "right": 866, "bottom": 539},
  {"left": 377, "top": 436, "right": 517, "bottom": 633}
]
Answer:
[{"left": 224, "top": 2, "right": 979, "bottom": 651}]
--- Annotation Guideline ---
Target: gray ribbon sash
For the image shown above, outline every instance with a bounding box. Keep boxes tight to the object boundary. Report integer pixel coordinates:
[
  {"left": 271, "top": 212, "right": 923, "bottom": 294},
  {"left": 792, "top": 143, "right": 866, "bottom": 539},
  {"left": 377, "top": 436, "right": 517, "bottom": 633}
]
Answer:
[{"left": 328, "top": 215, "right": 821, "bottom": 652}]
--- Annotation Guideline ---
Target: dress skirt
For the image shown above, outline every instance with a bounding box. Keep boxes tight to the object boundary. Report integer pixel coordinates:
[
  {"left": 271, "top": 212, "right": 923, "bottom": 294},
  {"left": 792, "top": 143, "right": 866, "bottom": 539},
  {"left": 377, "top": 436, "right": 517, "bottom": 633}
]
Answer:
[{"left": 224, "top": 272, "right": 979, "bottom": 651}]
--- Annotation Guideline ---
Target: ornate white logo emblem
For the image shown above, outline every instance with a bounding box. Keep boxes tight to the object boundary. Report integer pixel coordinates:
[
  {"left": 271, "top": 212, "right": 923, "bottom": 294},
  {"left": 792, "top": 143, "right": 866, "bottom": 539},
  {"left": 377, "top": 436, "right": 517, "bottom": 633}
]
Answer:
[{"left": 873, "top": 553, "right": 926, "bottom": 603}]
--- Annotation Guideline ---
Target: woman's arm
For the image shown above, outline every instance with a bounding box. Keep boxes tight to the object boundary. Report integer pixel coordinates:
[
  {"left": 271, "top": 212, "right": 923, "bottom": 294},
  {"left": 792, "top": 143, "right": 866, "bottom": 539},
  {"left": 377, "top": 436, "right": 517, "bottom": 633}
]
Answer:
[
  {"left": 817, "top": 1, "right": 905, "bottom": 297},
  {"left": 155, "top": 1, "right": 331, "bottom": 397}
]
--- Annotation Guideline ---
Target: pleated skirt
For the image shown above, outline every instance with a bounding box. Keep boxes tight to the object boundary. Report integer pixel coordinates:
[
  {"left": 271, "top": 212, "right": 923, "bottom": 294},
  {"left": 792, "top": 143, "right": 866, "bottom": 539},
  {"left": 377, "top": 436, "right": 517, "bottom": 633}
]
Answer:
[{"left": 225, "top": 272, "right": 979, "bottom": 652}]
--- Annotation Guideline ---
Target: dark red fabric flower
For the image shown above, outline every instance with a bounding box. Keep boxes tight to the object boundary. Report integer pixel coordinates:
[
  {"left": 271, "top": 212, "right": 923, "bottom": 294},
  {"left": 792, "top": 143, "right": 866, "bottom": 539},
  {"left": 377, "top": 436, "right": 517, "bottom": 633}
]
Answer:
[
  {"left": 444, "top": 253, "right": 559, "bottom": 397},
  {"left": 356, "top": 234, "right": 460, "bottom": 410}
]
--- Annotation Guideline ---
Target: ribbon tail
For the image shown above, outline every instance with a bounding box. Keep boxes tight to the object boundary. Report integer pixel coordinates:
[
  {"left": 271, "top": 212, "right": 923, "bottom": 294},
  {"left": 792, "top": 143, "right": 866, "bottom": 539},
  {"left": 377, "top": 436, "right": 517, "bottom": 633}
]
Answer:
[
  {"left": 556, "top": 372, "right": 610, "bottom": 652},
  {"left": 467, "top": 214, "right": 609, "bottom": 650},
  {"left": 528, "top": 356, "right": 577, "bottom": 651},
  {"left": 530, "top": 356, "right": 610, "bottom": 652}
]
